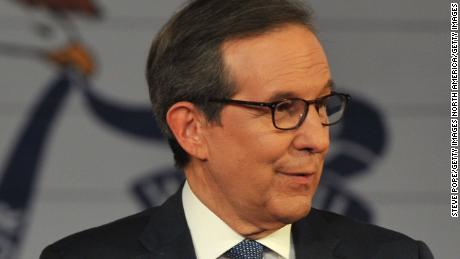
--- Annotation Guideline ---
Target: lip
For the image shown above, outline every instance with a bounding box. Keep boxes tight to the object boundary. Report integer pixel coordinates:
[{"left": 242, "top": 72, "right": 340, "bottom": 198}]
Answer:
[{"left": 278, "top": 171, "right": 315, "bottom": 185}]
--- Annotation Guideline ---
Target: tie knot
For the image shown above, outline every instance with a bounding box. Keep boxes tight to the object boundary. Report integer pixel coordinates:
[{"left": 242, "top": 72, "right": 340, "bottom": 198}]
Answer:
[{"left": 224, "top": 239, "right": 264, "bottom": 259}]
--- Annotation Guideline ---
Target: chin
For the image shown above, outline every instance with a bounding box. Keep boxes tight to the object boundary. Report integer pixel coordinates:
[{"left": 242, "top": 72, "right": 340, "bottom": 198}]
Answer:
[{"left": 270, "top": 196, "right": 312, "bottom": 224}]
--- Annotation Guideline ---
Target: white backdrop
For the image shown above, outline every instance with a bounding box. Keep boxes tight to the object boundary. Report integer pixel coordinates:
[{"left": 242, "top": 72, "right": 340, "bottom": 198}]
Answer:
[{"left": 0, "top": 0, "right": 455, "bottom": 258}]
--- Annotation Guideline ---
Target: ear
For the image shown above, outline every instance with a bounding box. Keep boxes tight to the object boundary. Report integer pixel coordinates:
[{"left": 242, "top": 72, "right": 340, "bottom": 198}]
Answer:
[{"left": 166, "top": 102, "right": 209, "bottom": 161}]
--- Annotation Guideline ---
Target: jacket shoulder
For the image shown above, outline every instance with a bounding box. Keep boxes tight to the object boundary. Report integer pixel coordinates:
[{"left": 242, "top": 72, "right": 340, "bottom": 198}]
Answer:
[
  {"left": 314, "top": 209, "right": 411, "bottom": 240},
  {"left": 40, "top": 207, "right": 158, "bottom": 259},
  {"left": 309, "top": 209, "right": 434, "bottom": 259}
]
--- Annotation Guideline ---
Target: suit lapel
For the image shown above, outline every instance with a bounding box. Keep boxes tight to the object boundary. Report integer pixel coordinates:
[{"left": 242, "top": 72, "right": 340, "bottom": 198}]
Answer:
[
  {"left": 292, "top": 208, "right": 341, "bottom": 259},
  {"left": 134, "top": 186, "right": 197, "bottom": 259}
]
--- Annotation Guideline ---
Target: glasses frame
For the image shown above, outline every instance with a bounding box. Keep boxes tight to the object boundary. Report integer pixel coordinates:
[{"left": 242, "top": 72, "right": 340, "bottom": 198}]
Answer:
[{"left": 209, "top": 91, "right": 351, "bottom": 130}]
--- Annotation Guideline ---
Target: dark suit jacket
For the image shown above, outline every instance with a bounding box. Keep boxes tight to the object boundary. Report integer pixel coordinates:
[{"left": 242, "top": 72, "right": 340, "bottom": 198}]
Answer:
[{"left": 40, "top": 188, "right": 434, "bottom": 259}]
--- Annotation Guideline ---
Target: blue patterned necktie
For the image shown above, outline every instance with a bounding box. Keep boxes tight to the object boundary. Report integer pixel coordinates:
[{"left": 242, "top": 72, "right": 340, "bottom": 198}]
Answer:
[{"left": 224, "top": 239, "right": 264, "bottom": 259}]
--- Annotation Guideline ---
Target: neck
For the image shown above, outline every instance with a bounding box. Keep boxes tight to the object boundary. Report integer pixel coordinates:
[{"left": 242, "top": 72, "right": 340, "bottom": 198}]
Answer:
[{"left": 184, "top": 162, "right": 285, "bottom": 239}]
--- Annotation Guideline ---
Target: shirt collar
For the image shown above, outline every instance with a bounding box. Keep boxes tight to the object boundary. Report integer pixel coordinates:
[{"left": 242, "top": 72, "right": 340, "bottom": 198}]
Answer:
[{"left": 182, "top": 181, "right": 292, "bottom": 259}]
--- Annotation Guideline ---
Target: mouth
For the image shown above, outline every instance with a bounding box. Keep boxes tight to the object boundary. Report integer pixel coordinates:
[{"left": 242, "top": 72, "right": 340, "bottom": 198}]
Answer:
[{"left": 278, "top": 171, "right": 315, "bottom": 185}]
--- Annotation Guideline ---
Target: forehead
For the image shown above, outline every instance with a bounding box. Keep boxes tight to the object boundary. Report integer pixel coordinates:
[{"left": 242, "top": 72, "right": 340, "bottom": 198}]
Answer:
[{"left": 222, "top": 24, "right": 331, "bottom": 100}]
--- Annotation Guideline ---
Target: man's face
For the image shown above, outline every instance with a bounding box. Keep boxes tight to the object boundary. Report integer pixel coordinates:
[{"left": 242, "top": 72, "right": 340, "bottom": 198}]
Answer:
[{"left": 193, "top": 24, "right": 331, "bottom": 234}]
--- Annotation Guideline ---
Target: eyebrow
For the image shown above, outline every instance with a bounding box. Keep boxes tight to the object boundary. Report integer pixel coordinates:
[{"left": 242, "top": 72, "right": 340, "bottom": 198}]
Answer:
[{"left": 267, "top": 79, "right": 336, "bottom": 102}]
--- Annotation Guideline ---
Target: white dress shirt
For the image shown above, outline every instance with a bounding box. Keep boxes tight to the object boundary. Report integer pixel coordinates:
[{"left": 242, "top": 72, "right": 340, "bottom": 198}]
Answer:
[{"left": 182, "top": 181, "right": 295, "bottom": 259}]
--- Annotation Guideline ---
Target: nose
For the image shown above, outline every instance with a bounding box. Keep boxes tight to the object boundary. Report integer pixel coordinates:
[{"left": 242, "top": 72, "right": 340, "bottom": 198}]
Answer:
[{"left": 291, "top": 104, "right": 330, "bottom": 153}]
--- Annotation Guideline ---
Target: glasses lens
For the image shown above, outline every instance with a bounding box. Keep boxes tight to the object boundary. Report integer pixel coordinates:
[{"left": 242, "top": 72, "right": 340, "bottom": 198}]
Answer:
[
  {"left": 323, "top": 94, "right": 346, "bottom": 125},
  {"left": 272, "top": 93, "right": 348, "bottom": 129},
  {"left": 274, "top": 99, "right": 305, "bottom": 129}
]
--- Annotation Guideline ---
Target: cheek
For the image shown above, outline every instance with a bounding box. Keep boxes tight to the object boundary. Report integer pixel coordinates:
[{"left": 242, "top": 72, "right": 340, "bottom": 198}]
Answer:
[
  {"left": 226, "top": 134, "right": 292, "bottom": 178},
  {"left": 230, "top": 133, "right": 293, "bottom": 194},
  {"left": 206, "top": 127, "right": 292, "bottom": 190},
  {"left": 206, "top": 110, "right": 295, "bottom": 189},
  {"left": 250, "top": 133, "right": 292, "bottom": 165},
  {"left": 213, "top": 114, "right": 291, "bottom": 165}
]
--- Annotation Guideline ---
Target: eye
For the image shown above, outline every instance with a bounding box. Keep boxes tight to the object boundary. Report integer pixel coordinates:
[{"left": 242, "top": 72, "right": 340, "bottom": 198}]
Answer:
[
  {"left": 275, "top": 99, "right": 303, "bottom": 117},
  {"left": 276, "top": 100, "right": 296, "bottom": 112}
]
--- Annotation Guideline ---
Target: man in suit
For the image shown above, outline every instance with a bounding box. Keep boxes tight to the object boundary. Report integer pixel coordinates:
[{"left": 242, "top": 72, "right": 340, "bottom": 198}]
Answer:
[{"left": 40, "top": 0, "right": 435, "bottom": 258}]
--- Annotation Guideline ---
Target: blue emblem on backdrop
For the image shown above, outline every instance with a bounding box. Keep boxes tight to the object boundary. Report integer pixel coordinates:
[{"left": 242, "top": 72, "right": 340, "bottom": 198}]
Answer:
[
  {"left": 0, "top": 73, "right": 74, "bottom": 259},
  {"left": 0, "top": 1, "right": 102, "bottom": 258}
]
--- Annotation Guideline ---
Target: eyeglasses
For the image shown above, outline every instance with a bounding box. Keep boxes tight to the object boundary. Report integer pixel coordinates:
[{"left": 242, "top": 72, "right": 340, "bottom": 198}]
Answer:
[{"left": 209, "top": 91, "right": 350, "bottom": 130}]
